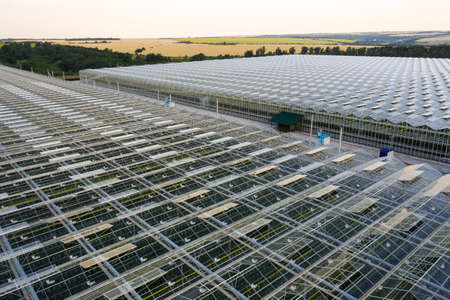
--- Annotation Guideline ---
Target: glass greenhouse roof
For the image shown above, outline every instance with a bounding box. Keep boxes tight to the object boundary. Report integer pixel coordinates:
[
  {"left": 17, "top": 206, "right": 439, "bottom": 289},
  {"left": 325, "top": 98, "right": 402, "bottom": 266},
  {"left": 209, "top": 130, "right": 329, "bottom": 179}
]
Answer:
[
  {"left": 81, "top": 55, "right": 450, "bottom": 130},
  {"left": 0, "top": 65, "right": 449, "bottom": 300}
]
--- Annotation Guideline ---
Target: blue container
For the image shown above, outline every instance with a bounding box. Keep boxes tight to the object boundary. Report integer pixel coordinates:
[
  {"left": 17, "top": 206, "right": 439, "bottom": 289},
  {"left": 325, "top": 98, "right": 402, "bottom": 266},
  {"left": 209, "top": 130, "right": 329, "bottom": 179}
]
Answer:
[{"left": 380, "top": 148, "right": 393, "bottom": 158}]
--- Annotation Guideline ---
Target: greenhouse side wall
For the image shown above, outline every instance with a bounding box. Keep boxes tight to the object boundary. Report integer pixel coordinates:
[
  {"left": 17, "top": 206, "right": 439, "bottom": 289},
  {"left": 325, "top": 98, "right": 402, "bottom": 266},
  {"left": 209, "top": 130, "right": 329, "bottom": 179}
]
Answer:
[{"left": 80, "top": 72, "right": 449, "bottom": 164}]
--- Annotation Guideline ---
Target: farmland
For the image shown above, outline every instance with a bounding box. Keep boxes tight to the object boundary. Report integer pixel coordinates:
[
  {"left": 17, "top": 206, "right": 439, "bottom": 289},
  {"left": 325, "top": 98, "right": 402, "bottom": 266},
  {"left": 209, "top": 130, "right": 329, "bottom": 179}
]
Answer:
[
  {"left": 41, "top": 38, "right": 365, "bottom": 57},
  {"left": 416, "top": 34, "right": 450, "bottom": 45},
  {"left": 175, "top": 37, "right": 355, "bottom": 45},
  {"left": 10, "top": 31, "right": 450, "bottom": 57}
]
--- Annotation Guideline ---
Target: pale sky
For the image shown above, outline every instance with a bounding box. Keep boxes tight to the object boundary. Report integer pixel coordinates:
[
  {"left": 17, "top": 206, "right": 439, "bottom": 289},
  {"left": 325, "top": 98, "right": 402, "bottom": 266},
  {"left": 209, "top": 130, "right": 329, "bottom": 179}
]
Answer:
[{"left": 1, "top": 0, "right": 449, "bottom": 38}]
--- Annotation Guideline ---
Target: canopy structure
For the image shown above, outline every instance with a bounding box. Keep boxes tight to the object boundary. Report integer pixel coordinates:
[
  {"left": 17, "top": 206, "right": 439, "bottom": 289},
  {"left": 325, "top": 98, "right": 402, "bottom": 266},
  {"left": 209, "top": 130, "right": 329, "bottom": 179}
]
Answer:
[
  {"left": 1, "top": 65, "right": 448, "bottom": 300},
  {"left": 80, "top": 55, "right": 449, "bottom": 163}
]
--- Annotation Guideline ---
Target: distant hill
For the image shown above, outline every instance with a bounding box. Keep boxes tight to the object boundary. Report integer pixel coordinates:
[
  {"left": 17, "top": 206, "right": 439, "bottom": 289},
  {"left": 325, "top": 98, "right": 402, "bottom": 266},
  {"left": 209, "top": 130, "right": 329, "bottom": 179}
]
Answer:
[
  {"left": 254, "top": 31, "right": 450, "bottom": 45},
  {"left": 64, "top": 38, "right": 120, "bottom": 41}
]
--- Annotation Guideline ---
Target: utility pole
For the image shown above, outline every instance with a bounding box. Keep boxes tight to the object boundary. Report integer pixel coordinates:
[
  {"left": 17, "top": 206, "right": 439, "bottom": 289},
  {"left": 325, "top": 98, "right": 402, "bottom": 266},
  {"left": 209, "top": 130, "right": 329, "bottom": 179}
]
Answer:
[
  {"left": 309, "top": 114, "right": 314, "bottom": 137},
  {"left": 62, "top": 72, "right": 65, "bottom": 81},
  {"left": 216, "top": 97, "right": 219, "bottom": 119},
  {"left": 339, "top": 127, "right": 343, "bottom": 153},
  {"left": 116, "top": 81, "right": 120, "bottom": 93}
]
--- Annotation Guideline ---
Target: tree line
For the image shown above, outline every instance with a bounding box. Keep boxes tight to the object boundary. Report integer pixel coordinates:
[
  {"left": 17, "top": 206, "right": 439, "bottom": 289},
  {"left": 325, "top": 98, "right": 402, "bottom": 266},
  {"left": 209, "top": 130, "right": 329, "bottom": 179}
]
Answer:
[
  {"left": 0, "top": 42, "right": 183, "bottom": 77},
  {"left": 244, "top": 45, "right": 450, "bottom": 58},
  {"left": 0, "top": 42, "right": 448, "bottom": 78}
]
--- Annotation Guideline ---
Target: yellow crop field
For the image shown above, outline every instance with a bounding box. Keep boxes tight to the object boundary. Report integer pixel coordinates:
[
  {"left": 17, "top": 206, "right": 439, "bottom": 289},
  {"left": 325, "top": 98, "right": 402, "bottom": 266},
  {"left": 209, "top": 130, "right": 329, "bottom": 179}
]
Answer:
[
  {"left": 41, "top": 38, "right": 368, "bottom": 57},
  {"left": 176, "top": 37, "right": 355, "bottom": 45}
]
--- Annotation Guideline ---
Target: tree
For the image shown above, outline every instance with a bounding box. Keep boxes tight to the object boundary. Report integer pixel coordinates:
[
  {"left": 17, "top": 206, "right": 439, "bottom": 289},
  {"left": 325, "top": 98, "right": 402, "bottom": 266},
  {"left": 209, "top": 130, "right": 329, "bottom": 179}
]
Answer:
[
  {"left": 331, "top": 46, "right": 340, "bottom": 55},
  {"left": 146, "top": 53, "right": 171, "bottom": 64},
  {"left": 357, "top": 47, "right": 367, "bottom": 56},
  {"left": 289, "top": 47, "right": 296, "bottom": 54},
  {"left": 275, "top": 47, "right": 282, "bottom": 55},
  {"left": 244, "top": 50, "right": 254, "bottom": 57},
  {"left": 255, "top": 46, "right": 266, "bottom": 56},
  {"left": 134, "top": 47, "right": 146, "bottom": 55},
  {"left": 346, "top": 46, "right": 356, "bottom": 56},
  {"left": 301, "top": 46, "right": 308, "bottom": 54},
  {"left": 190, "top": 53, "right": 206, "bottom": 61}
]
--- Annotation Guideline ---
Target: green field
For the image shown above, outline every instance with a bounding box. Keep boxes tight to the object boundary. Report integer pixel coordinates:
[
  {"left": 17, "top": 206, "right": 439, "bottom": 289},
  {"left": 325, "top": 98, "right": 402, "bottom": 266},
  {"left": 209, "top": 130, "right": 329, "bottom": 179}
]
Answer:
[
  {"left": 176, "top": 37, "right": 355, "bottom": 45},
  {"left": 0, "top": 43, "right": 34, "bottom": 48}
]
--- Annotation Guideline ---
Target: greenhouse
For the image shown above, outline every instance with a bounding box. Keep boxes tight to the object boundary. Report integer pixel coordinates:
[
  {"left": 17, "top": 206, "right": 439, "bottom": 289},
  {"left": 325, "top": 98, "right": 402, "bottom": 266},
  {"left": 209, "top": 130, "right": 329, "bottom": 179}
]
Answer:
[
  {"left": 80, "top": 55, "right": 449, "bottom": 163},
  {"left": 0, "top": 65, "right": 449, "bottom": 299}
]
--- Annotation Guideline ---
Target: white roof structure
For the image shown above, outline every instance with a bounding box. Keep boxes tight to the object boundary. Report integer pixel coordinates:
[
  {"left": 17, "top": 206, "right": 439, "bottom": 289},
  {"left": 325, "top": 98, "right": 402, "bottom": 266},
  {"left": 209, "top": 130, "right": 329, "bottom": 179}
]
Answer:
[
  {"left": 0, "top": 65, "right": 449, "bottom": 300},
  {"left": 81, "top": 55, "right": 450, "bottom": 130}
]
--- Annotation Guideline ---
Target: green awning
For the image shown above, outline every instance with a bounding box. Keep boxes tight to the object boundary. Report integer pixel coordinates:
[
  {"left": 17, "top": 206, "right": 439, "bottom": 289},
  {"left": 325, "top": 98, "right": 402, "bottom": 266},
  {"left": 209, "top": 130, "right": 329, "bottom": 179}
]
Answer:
[{"left": 269, "top": 112, "right": 303, "bottom": 126}]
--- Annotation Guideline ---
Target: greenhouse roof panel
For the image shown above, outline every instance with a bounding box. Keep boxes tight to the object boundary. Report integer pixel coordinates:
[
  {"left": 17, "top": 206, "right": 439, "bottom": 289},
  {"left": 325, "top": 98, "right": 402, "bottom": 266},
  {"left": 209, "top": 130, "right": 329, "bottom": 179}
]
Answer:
[
  {"left": 81, "top": 55, "right": 449, "bottom": 130},
  {"left": 0, "top": 65, "right": 448, "bottom": 300}
]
